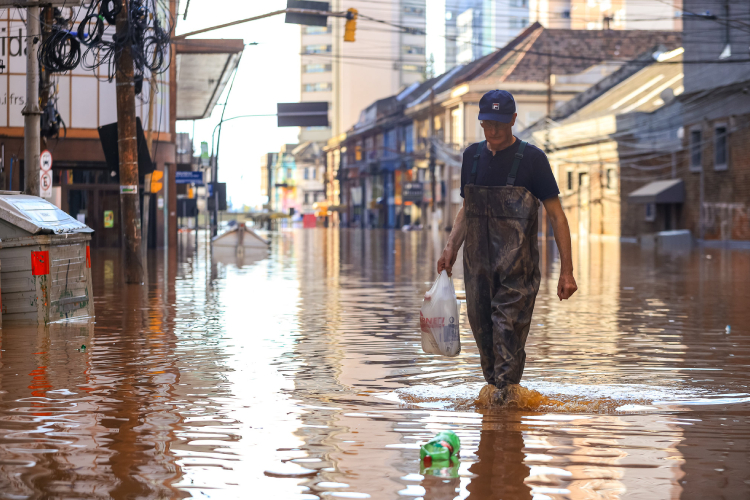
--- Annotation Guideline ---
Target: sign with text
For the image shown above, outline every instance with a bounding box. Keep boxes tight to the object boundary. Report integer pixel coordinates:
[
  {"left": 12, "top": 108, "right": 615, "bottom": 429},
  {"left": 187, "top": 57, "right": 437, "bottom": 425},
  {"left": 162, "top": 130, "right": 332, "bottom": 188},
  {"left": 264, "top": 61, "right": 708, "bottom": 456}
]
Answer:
[
  {"left": 403, "top": 182, "right": 423, "bottom": 203},
  {"left": 40, "top": 170, "right": 52, "bottom": 197},
  {"left": 175, "top": 171, "right": 204, "bottom": 185}
]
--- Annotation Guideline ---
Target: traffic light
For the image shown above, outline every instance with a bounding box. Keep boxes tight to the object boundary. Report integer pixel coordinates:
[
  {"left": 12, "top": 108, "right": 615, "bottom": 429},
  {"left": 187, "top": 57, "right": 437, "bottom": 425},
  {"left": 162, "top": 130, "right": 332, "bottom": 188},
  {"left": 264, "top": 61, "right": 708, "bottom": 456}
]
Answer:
[
  {"left": 150, "top": 170, "right": 164, "bottom": 193},
  {"left": 344, "top": 8, "right": 357, "bottom": 42}
]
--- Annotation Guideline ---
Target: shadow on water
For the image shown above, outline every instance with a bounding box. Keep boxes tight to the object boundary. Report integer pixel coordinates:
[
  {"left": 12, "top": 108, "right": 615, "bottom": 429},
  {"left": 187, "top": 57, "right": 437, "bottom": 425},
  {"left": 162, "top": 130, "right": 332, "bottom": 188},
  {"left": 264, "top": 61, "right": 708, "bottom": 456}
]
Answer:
[{"left": 0, "top": 228, "right": 748, "bottom": 498}]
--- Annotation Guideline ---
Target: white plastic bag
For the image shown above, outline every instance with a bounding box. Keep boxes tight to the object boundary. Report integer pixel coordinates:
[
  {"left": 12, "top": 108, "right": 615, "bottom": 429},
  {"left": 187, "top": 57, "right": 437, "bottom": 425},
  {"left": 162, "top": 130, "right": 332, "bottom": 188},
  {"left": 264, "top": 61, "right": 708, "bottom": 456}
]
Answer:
[{"left": 420, "top": 271, "right": 461, "bottom": 356}]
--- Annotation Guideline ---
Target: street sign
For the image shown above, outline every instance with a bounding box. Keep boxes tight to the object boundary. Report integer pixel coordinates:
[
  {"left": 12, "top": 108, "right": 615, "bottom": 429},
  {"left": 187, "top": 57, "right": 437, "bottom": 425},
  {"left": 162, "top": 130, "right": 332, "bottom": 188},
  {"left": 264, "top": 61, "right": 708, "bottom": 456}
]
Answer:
[
  {"left": 200, "top": 141, "right": 209, "bottom": 167},
  {"left": 40, "top": 150, "right": 52, "bottom": 171},
  {"left": 175, "top": 171, "right": 204, "bottom": 185},
  {"left": 40, "top": 170, "right": 52, "bottom": 198},
  {"left": 277, "top": 102, "right": 328, "bottom": 127},
  {"left": 403, "top": 182, "right": 423, "bottom": 203},
  {"left": 285, "top": 0, "right": 329, "bottom": 26}
]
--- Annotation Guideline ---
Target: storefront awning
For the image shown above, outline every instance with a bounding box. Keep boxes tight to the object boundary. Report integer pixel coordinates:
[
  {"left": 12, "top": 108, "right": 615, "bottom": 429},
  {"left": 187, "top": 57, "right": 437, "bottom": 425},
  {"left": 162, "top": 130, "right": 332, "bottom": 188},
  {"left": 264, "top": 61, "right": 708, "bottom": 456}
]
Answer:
[
  {"left": 628, "top": 179, "right": 684, "bottom": 204},
  {"left": 174, "top": 39, "right": 245, "bottom": 120}
]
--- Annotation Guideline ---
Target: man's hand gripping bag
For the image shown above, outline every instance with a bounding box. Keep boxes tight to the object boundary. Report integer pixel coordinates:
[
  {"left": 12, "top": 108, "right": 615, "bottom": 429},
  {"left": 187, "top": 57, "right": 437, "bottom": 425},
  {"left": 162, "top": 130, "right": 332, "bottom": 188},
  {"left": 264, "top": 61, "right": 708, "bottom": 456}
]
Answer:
[{"left": 420, "top": 271, "right": 461, "bottom": 356}]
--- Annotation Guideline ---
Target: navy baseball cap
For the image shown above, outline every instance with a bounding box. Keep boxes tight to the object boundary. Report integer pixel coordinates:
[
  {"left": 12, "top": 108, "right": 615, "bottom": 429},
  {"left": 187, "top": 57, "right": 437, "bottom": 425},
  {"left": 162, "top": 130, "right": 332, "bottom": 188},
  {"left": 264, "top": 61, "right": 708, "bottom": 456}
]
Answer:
[{"left": 478, "top": 90, "right": 516, "bottom": 123}]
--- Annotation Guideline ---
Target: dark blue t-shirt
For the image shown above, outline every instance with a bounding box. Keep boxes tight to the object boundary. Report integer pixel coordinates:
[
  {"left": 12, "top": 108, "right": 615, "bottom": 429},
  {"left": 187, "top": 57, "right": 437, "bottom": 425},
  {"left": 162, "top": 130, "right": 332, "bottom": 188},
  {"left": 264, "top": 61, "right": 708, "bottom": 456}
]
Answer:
[{"left": 460, "top": 138, "right": 560, "bottom": 202}]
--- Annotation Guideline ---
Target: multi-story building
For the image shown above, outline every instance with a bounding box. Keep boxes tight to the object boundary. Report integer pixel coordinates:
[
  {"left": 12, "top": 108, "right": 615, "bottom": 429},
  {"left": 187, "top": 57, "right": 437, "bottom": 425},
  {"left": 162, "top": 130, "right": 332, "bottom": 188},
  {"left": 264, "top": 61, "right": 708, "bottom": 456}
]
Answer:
[
  {"left": 449, "top": 0, "right": 682, "bottom": 69},
  {"left": 299, "top": 0, "right": 427, "bottom": 144},
  {"left": 530, "top": 0, "right": 682, "bottom": 30}
]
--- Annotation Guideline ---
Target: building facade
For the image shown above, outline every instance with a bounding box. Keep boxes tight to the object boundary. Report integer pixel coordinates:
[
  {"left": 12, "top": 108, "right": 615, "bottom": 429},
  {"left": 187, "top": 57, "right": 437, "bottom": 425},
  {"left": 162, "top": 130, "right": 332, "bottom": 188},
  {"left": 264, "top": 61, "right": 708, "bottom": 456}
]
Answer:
[{"left": 679, "top": 0, "right": 750, "bottom": 244}]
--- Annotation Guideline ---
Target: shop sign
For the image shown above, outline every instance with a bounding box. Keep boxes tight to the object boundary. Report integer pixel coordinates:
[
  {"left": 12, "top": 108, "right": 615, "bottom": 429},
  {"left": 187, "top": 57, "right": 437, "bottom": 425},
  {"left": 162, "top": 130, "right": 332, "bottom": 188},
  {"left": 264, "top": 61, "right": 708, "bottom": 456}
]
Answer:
[{"left": 403, "top": 182, "right": 423, "bottom": 203}]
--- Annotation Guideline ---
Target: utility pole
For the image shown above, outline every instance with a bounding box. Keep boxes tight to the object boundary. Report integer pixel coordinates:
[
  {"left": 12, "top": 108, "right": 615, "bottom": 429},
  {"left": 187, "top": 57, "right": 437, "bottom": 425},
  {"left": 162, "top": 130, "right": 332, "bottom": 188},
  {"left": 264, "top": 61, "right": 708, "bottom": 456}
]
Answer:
[
  {"left": 115, "top": 0, "right": 145, "bottom": 283},
  {"left": 22, "top": 5, "right": 41, "bottom": 196}
]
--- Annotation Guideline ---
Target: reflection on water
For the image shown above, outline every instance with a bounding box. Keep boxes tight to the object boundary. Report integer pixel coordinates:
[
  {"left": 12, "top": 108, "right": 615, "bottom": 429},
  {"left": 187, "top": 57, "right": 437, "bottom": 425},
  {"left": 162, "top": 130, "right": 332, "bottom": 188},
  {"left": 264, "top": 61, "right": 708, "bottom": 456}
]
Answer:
[{"left": 0, "top": 229, "right": 749, "bottom": 498}]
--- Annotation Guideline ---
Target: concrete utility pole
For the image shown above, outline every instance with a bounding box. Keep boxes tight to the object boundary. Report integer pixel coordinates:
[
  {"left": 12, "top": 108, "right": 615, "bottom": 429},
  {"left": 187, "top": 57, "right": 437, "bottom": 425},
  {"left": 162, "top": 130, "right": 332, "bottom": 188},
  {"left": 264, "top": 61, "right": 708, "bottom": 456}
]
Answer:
[
  {"left": 115, "top": 0, "right": 144, "bottom": 283},
  {"left": 22, "top": 5, "right": 41, "bottom": 196}
]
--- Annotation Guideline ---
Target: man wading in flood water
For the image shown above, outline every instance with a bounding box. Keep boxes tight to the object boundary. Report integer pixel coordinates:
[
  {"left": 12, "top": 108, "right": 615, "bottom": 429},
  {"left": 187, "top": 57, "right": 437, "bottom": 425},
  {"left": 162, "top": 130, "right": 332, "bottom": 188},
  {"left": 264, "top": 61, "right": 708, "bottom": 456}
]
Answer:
[{"left": 437, "top": 90, "right": 578, "bottom": 404}]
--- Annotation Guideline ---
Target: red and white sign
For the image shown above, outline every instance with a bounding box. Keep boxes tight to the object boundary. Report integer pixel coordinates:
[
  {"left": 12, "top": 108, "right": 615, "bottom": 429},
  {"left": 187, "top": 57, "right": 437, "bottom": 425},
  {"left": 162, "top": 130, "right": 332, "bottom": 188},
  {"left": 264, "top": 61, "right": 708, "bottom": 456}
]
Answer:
[
  {"left": 40, "top": 170, "right": 52, "bottom": 198},
  {"left": 40, "top": 150, "right": 52, "bottom": 171}
]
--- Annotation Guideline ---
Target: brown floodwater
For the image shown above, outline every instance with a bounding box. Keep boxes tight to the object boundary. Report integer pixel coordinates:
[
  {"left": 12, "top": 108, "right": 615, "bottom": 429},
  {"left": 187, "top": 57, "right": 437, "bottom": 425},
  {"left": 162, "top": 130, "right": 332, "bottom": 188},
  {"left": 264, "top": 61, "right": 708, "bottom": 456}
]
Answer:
[{"left": 0, "top": 228, "right": 749, "bottom": 499}]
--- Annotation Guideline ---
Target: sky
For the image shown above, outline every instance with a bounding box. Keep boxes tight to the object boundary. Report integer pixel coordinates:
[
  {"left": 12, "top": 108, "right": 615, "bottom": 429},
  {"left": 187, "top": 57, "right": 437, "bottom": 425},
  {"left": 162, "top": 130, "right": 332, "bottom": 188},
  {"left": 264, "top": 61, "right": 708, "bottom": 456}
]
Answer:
[{"left": 175, "top": 1, "right": 302, "bottom": 210}]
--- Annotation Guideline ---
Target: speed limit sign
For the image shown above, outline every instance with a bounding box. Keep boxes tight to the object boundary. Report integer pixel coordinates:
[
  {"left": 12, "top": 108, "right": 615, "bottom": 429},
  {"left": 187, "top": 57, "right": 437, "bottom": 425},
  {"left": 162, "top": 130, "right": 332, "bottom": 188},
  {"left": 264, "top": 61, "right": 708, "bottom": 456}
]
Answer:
[{"left": 40, "top": 170, "right": 52, "bottom": 198}]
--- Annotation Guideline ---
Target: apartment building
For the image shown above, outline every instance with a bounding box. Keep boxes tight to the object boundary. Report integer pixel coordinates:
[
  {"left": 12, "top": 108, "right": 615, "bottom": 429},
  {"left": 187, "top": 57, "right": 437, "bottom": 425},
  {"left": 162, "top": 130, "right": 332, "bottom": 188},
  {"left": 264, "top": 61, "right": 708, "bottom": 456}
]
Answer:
[
  {"left": 530, "top": 0, "right": 682, "bottom": 30},
  {"left": 299, "top": 0, "right": 427, "bottom": 144}
]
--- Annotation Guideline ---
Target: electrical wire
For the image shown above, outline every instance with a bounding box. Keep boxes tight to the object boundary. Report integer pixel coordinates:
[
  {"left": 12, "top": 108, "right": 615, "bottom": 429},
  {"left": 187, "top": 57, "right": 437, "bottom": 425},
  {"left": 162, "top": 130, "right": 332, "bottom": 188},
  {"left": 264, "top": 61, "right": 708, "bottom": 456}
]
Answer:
[{"left": 37, "top": 0, "right": 173, "bottom": 94}]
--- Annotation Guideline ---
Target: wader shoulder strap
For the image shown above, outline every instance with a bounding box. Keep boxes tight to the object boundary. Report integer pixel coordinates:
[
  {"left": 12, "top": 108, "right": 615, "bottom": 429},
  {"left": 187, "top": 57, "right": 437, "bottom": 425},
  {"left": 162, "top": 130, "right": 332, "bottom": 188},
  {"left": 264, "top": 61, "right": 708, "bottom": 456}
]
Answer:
[
  {"left": 506, "top": 140, "right": 527, "bottom": 187},
  {"left": 468, "top": 141, "right": 485, "bottom": 185}
]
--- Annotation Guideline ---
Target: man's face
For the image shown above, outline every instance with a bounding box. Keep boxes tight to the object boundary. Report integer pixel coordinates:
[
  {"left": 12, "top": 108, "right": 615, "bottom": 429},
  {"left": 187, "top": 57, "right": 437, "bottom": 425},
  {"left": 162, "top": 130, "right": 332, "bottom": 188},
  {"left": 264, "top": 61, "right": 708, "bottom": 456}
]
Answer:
[{"left": 480, "top": 113, "right": 516, "bottom": 143}]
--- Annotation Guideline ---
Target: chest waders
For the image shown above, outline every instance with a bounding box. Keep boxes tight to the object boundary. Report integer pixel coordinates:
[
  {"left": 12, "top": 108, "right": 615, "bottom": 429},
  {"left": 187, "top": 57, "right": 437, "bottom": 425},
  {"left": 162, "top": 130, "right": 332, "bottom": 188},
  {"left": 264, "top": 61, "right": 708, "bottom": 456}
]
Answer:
[{"left": 463, "top": 140, "right": 541, "bottom": 388}]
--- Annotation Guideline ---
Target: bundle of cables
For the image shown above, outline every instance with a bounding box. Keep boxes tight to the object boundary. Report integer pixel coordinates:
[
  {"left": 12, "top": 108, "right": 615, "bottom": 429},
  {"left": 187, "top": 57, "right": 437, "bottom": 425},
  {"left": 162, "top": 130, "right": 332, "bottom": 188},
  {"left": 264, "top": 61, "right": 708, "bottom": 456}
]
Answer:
[{"left": 38, "top": 0, "right": 172, "bottom": 95}]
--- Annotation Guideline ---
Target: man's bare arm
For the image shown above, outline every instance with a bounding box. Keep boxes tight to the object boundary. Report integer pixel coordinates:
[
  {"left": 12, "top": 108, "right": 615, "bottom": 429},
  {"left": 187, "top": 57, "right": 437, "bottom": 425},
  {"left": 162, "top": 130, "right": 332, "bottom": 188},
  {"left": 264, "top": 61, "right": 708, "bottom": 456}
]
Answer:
[
  {"left": 542, "top": 197, "right": 578, "bottom": 300},
  {"left": 437, "top": 200, "right": 467, "bottom": 276}
]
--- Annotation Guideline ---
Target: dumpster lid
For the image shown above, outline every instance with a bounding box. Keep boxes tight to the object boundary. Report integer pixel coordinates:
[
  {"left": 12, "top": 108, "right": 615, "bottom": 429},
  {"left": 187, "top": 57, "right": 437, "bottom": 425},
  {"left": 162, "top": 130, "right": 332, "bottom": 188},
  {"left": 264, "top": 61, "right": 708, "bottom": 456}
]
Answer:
[{"left": 0, "top": 195, "right": 93, "bottom": 235}]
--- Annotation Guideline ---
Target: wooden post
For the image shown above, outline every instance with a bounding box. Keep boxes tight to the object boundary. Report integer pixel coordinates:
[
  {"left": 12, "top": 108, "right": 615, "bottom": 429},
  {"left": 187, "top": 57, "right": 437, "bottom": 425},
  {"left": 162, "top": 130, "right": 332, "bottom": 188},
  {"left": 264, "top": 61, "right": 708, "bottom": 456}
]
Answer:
[{"left": 115, "top": 0, "right": 144, "bottom": 283}]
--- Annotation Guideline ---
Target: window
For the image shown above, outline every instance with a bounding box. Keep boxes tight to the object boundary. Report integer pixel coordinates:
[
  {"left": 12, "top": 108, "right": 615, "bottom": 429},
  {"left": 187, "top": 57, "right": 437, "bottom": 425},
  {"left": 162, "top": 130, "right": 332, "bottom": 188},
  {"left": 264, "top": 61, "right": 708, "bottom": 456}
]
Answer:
[
  {"left": 304, "top": 25, "right": 331, "bottom": 34},
  {"left": 402, "top": 45, "right": 425, "bottom": 55},
  {"left": 304, "top": 44, "right": 331, "bottom": 54},
  {"left": 312, "top": 167, "right": 316, "bottom": 179},
  {"left": 304, "top": 63, "right": 332, "bottom": 73},
  {"left": 305, "top": 193, "right": 310, "bottom": 205},
  {"left": 509, "top": 17, "right": 528, "bottom": 28},
  {"left": 450, "top": 107, "right": 461, "bottom": 145},
  {"left": 645, "top": 203, "right": 655, "bottom": 222},
  {"left": 401, "top": 64, "right": 424, "bottom": 73},
  {"left": 606, "top": 168, "right": 617, "bottom": 190},
  {"left": 403, "top": 6, "right": 424, "bottom": 15},
  {"left": 510, "top": 0, "right": 528, "bottom": 7},
  {"left": 714, "top": 124, "right": 728, "bottom": 170},
  {"left": 561, "top": 9, "right": 571, "bottom": 18},
  {"left": 566, "top": 170, "right": 573, "bottom": 191},
  {"left": 690, "top": 128, "right": 702, "bottom": 171},
  {"left": 303, "top": 82, "right": 332, "bottom": 92}
]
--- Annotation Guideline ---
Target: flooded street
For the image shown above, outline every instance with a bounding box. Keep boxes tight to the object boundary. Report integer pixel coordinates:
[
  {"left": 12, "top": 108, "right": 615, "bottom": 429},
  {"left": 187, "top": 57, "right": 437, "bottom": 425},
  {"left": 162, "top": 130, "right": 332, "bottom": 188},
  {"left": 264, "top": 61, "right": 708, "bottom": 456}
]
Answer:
[{"left": 1, "top": 228, "right": 749, "bottom": 499}]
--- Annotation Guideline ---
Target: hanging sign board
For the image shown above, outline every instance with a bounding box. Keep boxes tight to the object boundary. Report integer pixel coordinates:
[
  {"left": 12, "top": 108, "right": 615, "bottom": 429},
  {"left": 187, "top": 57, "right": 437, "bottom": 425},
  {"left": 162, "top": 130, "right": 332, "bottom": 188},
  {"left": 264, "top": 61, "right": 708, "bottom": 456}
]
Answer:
[{"left": 175, "top": 171, "right": 204, "bottom": 185}]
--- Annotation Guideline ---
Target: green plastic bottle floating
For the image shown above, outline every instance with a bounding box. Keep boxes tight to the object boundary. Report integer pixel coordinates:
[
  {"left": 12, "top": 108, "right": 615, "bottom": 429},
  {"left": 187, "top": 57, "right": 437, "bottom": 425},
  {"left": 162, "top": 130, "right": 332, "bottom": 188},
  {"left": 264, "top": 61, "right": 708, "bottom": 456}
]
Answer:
[{"left": 419, "top": 430, "right": 460, "bottom": 466}]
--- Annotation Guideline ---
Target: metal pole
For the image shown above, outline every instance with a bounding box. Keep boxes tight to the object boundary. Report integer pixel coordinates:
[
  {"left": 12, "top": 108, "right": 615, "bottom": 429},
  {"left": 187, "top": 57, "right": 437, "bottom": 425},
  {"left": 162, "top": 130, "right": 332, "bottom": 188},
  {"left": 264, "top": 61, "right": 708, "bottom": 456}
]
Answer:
[
  {"left": 699, "top": 160, "right": 705, "bottom": 241},
  {"left": 23, "top": 5, "right": 41, "bottom": 196},
  {"left": 115, "top": 0, "right": 144, "bottom": 283},
  {"left": 429, "top": 89, "right": 436, "bottom": 223},
  {"left": 163, "top": 164, "right": 169, "bottom": 250}
]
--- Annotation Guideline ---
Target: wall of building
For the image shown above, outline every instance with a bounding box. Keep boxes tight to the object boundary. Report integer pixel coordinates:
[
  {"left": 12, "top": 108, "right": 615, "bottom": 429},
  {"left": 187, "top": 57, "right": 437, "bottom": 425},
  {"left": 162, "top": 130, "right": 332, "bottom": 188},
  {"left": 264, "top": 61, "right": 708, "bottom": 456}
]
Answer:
[{"left": 682, "top": 114, "right": 750, "bottom": 241}]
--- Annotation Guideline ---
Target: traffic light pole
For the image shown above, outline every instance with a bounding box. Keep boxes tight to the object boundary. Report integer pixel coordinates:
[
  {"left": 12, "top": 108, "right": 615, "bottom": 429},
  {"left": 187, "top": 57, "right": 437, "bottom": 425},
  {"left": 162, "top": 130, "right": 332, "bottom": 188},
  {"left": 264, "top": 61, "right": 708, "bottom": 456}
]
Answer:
[{"left": 174, "top": 8, "right": 354, "bottom": 39}]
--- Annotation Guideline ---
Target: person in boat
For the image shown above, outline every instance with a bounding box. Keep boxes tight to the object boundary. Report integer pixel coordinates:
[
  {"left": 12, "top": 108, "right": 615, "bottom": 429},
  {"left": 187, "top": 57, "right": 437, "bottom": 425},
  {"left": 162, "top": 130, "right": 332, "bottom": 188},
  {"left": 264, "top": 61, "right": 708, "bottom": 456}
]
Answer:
[{"left": 437, "top": 90, "right": 578, "bottom": 404}]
